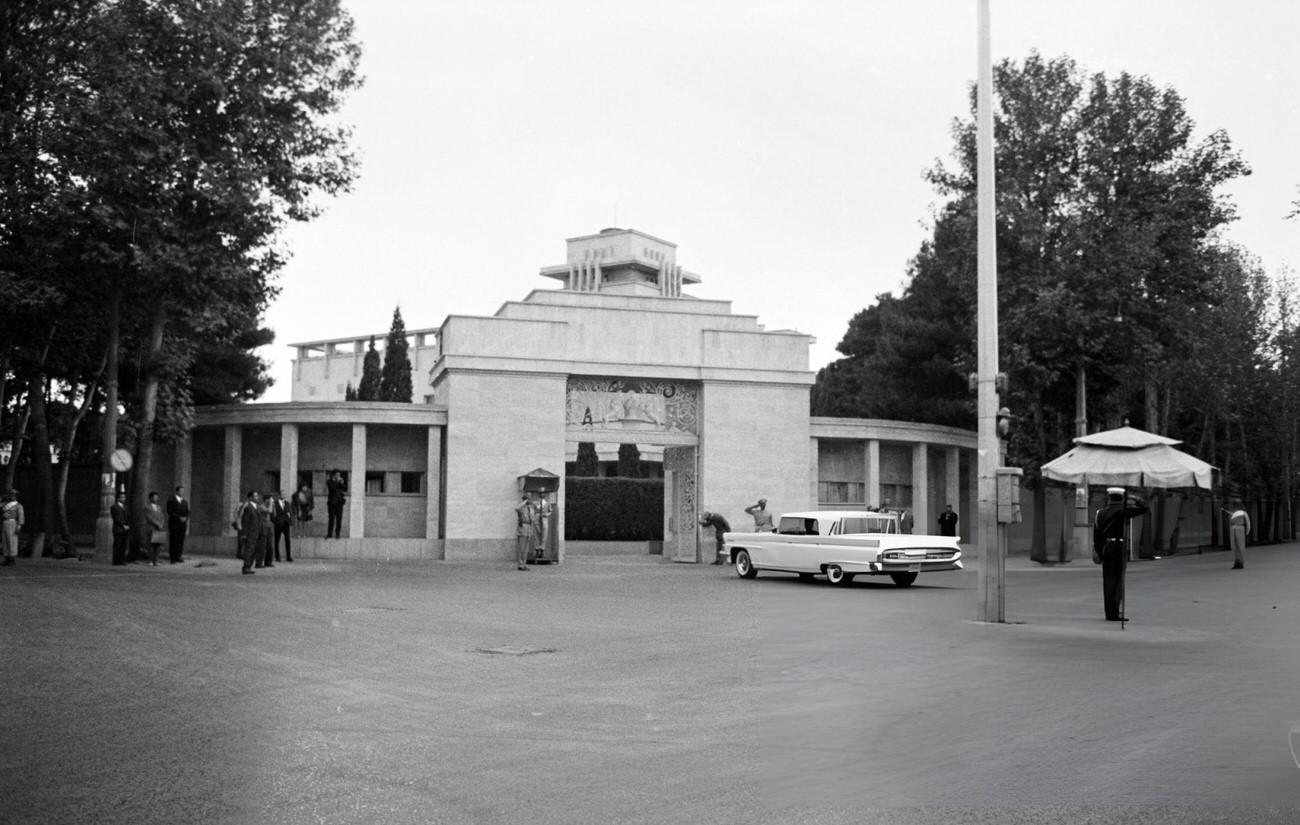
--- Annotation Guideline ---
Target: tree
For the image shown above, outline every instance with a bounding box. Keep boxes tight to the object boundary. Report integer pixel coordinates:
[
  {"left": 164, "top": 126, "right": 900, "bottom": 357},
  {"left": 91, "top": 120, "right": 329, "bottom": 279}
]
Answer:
[
  {"left": 344, "top": 382, "right": 357, "bottom": 401},
  {"left": 617, "top": 443, "right": 642, "bottom": 478},
  {"left": 379, "top": 306, "right": 413, "bottom": 402},
  {"left": 1, "top": 0, "right": 362, "bottom": 553},
  {"left": 815, "top": 52, "right": 1249, "bottom": 478},
  {"left": 356, "top": 337, "right": 381, "bottom": 401},
  {"left": 575, "top": 442, "right": 599, "bottom": 477}
]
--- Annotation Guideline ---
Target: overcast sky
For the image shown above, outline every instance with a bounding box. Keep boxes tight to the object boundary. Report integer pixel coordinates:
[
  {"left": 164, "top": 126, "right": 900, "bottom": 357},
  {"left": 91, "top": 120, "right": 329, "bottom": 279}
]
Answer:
[{"left": 258, "top": 0, "right": 1300, "bottom": 402}]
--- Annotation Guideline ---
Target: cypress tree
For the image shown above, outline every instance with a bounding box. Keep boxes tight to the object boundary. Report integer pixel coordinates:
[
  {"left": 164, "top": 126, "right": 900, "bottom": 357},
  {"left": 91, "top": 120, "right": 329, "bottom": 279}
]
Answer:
[
  {"left": 357, "top": 337, "right": 381, "bottom": 400},
  {"left": 380, "top": 306, "right": 413, "bottom": 402}
]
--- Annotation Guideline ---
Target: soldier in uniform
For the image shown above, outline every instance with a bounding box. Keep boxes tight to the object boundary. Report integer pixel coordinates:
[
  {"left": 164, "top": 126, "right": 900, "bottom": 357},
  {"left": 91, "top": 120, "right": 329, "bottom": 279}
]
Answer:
[
  {"left": 514, "top": 492, "right": 544, "bottom": 571},
  {"left": 1093, "top": 486, "right": 1149, "bottom": 622}
]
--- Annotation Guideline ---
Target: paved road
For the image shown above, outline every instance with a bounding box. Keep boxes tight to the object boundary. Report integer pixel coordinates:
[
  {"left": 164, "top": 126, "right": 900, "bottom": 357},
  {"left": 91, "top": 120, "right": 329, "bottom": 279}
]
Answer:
[{"left": 1, "top": 544, "right": 1297, "bottom": 825}]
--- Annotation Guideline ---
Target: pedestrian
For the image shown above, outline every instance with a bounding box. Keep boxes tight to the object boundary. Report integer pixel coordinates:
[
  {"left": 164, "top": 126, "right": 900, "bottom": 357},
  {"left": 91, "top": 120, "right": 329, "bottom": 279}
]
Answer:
[
  {"left": 1092, "top": 487, "right": 1149, "bottom": 623},
  {"left": 110, "top": 491, "right": 131, "bottom": 565},
  {"left": 744, "top": 499, "right": 775, "bottom": 532},
  {"left": 937, "top": 504, "right": 959, "bottom": 537},
  {"left": 270, "top": 490, "right": 293, "bottom": 562},
  {"left": 291, "top": 483, "right": 314, "bottom": 539},
  {"left": 1226, "top": 502, "right": 1250, "bottom": 570},
  {"left": 166, "top": 485, "right": 190, "bottom": 563},
  {"left": 237, "top": 491, "right": 260, "bottom": 575},
  {"left": 514, "top": 492, "right": 542, "bottom": 571},
  {"left": 325, "top": 469, "right": 346, "bottom": 539},
  {"left": 256, "top": 492, "right": 275, "bottom": 568},
  {"left": 1, "top": 488, "right": 24, "bottom": 566},
  {"left": 146, "top": 492, "right": 166, "bottom": 567},
  {"left": 698, "top": 510, "right": 732, "bottom": 565}
]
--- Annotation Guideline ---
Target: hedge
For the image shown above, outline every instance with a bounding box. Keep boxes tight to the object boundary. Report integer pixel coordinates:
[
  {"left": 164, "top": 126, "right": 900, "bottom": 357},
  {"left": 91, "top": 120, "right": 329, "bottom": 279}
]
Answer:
[{"left": 565, "top": 477, "right": 664, "bottom": 541}]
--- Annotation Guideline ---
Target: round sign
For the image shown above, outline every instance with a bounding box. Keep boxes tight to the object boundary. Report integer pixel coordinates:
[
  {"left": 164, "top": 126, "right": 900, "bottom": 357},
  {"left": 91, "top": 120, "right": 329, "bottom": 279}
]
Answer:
[{"left": 110, "top": 448, "right": 133, "bottom": 472}]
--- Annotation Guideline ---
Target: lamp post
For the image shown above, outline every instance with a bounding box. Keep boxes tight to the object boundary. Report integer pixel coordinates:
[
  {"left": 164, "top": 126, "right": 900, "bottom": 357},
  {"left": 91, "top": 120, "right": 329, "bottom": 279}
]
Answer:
[{"left": 975, "top": 0, "right": 1004, "bottom": 622}]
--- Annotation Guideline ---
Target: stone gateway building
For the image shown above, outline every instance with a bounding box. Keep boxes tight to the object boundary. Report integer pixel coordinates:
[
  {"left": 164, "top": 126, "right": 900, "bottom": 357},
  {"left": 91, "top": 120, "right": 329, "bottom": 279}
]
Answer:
[{"left": 155, "top": 229, "right": 979, "bottom": 562}]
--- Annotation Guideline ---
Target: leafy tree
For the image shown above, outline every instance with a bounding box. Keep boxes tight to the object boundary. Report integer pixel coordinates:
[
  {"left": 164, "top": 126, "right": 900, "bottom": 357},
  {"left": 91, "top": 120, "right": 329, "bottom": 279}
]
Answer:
[
  {"left": 344, "top": 382, "right": 357, "bottom": 401},
  {"left": 1, "top": 0, "right": 362, "bottom": 552},
  {"left": 379, "top": 306, "right": 413, "bottom": 402},
  {"left": 356, "top": 337, "right": 381, "bottom": 401},
  {"left": 816, "top": 52, "right": 1249, "bottom": 472}
]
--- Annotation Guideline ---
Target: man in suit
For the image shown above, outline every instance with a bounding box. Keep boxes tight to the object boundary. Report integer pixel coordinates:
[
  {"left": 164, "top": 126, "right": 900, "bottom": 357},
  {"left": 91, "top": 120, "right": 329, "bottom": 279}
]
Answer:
[
  {"left": 937, "top": 504, "right": 959, "bottom": 537},
  {"left": 325, "top": 469, "right": 347, "bottom": 539},
  {"left": 238, "top": 491, "right": 261, "bottom": 575},
  {"left": 270, "top": 490, "right": 293, "bottom": 562},
  {"left": 111, "top": 492, "right": 131, "bottom": 566},
  {"left": 166, "top": 485, "right": 190, "bottom": 564}
]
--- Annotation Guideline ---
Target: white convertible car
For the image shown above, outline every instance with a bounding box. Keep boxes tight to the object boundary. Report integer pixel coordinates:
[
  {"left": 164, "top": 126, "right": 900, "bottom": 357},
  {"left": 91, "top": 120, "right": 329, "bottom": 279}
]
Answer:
[{"left": 723, "top": 510, "right": 962, "bottom": 586}]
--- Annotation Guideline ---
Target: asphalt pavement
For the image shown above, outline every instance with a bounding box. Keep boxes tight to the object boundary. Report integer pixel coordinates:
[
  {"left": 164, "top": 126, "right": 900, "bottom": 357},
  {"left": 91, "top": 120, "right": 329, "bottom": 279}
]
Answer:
[{"left": 1, "top": 543, "right": 1298, "bottom": 825}]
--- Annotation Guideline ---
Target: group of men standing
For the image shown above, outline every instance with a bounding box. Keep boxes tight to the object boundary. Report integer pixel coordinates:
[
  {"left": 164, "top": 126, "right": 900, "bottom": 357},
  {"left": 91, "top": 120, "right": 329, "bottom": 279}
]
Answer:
[
  {"left": 110, "top": 486, "right": 191, "bottom": 566},
  {"left": 234, "top": 490, "right": 299, "bottom": 575}
]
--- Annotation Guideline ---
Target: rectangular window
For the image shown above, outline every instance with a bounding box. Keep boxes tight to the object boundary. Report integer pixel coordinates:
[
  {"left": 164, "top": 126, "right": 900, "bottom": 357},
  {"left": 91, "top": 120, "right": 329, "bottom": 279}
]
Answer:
[
  {"left": 365, "top": 471, "right": 385, "bottom": 494},
  {"left": 818, "top": 481, "right": 864, "bottom": 504},
  {"left": 400, "top": 472, "right": 424, "bottom": 494},
  {"left": 264, "top": 471, "right": 281, "bottom": 494}
]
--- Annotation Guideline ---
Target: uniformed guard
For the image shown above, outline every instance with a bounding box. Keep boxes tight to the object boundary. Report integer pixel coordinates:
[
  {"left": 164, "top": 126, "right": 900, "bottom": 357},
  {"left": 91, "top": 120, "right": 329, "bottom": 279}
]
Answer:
[{"left": 1093, "top": 487, "right": 1149, "bottom": 623}]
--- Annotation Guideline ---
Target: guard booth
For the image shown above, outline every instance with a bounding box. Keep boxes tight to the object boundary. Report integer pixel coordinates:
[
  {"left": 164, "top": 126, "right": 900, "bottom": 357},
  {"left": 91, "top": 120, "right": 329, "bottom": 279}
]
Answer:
[{"left": 518, "top": 468, "right": 562, "bottom": 565}]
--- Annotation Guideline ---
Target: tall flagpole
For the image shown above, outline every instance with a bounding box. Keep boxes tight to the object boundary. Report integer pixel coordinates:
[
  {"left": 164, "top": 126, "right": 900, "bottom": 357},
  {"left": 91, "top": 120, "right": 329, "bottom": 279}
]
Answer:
[{"left": 976, "top": 0, "right": 1004, "bottom": 622}]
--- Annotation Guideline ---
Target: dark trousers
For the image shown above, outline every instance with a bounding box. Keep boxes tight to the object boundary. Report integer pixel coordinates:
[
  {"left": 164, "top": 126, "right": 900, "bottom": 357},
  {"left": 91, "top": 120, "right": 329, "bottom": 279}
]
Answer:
[
  {"left": 256, "top": 527, "right": 273, "bottom": 566},
  {"left": 273, "top": 524, "right": 292, "bottom": 560},
  {"left": 239, "top": 535, "right": 256, "bottom": 572},
  {"left": 112, "top": 532, "right": 129, "bottom": 565},
  {"left": 168, "top": 526, "right": 186, "bottom": 562},
  {"left": 327, "top": 502, "right": 343, "bottom": 538},
  {"left": 1101, "top": 542, "right": 1127, "bottom": 619}
]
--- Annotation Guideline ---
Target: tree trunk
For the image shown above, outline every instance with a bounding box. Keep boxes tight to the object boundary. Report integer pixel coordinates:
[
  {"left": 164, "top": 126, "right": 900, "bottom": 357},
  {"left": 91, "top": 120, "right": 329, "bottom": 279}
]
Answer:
[
  {"left": 57, "top": 368, "right": 103, "bottom": 548},
  {"left": 95, "top": 285, "right": 124, "bottom": 558},
  {"left": 130, "top": 301, "right": 167, "bottom": 554},
  {"left": 3, "top": 391, "right": 30, "bottom": 491},
  {"left": 27, "top": 373, "right": 56, "bottom": 555}
]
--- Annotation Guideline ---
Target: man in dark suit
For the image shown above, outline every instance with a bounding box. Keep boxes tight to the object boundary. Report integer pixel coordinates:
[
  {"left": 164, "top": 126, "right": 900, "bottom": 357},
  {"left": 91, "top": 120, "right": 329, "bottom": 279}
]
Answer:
[
  {"left": 270, "top": 490, "right": 293, "bottom": 562},
  {"left": 111, "top": 492, "right": 131, "bottom": 566},
  {"left": 238, "top": 491, "right": 261, "bottom": 575},
  {"left": 325, "top": 469, "right": 346, "bottom": 539},
  {"left": 166, "top": 485, "right": 190, "bottom": 563}
]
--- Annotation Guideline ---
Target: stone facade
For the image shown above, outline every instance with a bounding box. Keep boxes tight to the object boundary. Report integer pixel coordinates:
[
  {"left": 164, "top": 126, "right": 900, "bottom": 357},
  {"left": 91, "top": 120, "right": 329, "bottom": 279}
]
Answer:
[{"left": 151, "top": 228, "right": 981, "bottom": 563}]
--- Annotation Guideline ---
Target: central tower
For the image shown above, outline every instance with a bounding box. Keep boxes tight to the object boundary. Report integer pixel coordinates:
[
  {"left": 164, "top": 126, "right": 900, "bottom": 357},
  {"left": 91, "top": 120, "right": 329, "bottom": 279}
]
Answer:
[{"left": 538, "top": 227, "right": 702, "bottom": 297}]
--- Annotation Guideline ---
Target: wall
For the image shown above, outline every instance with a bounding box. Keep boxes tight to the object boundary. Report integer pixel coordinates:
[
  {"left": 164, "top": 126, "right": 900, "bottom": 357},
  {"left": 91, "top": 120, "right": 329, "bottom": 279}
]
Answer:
[
  {"left": 698, "top": 381, "right": 811, "bottom": 538},
  {"left": 440, "top": 370, "right": 568, "bottom": 560}
]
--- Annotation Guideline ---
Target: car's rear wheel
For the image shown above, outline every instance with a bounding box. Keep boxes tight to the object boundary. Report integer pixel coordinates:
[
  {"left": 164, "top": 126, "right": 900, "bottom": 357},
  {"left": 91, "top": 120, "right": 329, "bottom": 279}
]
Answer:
[
  {"left": 735, "top": 549, "right": 758, "bottom": 579},
  {"left": 891, "top": 571, "right": 918, "bottom": 587},
  {"left": 826, "top": 565, "right": 853, "bottom": 586}
]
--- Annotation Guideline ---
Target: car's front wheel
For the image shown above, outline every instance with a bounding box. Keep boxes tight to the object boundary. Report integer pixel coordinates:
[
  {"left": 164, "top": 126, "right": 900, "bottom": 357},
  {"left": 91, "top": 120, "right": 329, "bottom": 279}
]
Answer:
[
  {"left": 735, "top": 549, "right": 758, "bottom": 579},
  {"left": 891, "top": 571, "right": 918, "bottom": 587},
  {"left": 825, "top": 565, "right": 854, "bottom": 586}
]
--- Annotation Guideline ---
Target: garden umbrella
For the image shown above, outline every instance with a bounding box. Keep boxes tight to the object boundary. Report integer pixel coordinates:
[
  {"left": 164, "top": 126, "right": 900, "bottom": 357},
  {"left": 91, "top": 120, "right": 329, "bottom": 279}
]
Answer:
[{"left": 1041, "top": 426, "right": 1215, "bottom": 490}]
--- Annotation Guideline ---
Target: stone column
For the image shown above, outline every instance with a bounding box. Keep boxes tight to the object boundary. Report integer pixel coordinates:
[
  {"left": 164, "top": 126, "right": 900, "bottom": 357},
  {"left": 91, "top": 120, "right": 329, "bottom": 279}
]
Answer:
[
  {"left": 865, "top": 440, "right": 881, "bottom": 509},
  {"left": 223, "top": 426, "right": 242, "bottom": 538},
  {"left": 349, "top": 424, "right": 366, "bottom": 539},
  {"left": 809, "top": 437, "right": 820, "bottom": 506},
  {"left": 945, "top": 447, "right": 961, "bottom": 529},
  {"left": 425, "top": 425, "right": 442, "bottom": 557},
  {"left": 279, "top": 424, "right": 298, "bottom": 499},
  {"left": 912, "top": 443, "right": 929, "bottom": 535}
]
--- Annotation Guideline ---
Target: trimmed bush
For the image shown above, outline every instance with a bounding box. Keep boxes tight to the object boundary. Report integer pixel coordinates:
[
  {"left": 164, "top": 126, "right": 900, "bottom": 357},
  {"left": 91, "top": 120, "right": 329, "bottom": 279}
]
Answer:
[{"left": 565, "top": 477, "right": 664, "bottom": 541}]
